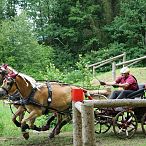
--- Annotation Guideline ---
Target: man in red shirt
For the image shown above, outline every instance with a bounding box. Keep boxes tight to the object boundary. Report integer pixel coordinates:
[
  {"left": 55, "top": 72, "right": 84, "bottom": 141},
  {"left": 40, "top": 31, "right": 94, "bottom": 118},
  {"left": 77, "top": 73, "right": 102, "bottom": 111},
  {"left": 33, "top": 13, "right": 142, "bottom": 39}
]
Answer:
[{"left": 100, "top": 67, "right": 139, "bottom": 99}]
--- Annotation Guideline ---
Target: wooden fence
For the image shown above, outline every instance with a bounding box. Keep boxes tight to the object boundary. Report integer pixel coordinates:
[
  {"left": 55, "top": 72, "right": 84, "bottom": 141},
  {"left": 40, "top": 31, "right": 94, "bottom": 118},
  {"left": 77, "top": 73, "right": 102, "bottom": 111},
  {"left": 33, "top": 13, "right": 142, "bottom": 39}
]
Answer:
[
  {"left": 87, "top": 53, "right": 126, "bottom": 79},
  {"left": 72, "top": 99, "right": 146, "bottom": 146},
  {"left": 87, "top": 53, "right": 146, "bottom": 80}
]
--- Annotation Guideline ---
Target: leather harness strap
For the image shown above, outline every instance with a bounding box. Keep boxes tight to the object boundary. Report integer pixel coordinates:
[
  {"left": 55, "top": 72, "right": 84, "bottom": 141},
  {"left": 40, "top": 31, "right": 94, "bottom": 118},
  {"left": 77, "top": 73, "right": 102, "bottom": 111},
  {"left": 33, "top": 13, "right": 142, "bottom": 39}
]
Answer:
[{"left": 46, "top": 82, "right": 52, "bottom": 104}]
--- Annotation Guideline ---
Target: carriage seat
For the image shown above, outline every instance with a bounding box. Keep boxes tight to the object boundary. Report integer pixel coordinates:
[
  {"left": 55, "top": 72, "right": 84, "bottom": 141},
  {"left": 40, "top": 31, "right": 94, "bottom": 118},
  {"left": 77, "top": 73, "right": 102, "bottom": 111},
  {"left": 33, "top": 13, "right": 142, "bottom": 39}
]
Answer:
[{"left": 127, "top": 84, "right": 145, "bottom": 99}]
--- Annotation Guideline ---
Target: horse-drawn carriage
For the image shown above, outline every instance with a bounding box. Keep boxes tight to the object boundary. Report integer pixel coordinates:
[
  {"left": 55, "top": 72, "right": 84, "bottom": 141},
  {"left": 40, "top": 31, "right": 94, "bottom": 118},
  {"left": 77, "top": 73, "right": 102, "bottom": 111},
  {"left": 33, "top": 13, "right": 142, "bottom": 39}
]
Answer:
[
  {"left": 1, "top": 64, "right": 146, "bottom": 140},
  {"left": 94, "top": 84, "right": 146, "bottom": 139}
]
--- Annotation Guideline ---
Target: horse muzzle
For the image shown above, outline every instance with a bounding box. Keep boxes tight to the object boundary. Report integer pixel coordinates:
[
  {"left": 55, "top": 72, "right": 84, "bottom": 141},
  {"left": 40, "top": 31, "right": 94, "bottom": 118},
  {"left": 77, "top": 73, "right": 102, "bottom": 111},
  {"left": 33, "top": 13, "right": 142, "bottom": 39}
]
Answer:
[{"left": 0, "top": 88, "right": 7, "bottom": 98}]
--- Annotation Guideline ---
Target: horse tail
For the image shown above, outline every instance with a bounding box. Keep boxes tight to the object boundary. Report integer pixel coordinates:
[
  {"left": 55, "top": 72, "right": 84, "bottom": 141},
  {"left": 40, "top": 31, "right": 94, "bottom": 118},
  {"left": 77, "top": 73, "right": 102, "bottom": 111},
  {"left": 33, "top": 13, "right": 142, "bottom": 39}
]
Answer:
[{"left": 82, "top": 89, "right": 93, "bottom": 100}]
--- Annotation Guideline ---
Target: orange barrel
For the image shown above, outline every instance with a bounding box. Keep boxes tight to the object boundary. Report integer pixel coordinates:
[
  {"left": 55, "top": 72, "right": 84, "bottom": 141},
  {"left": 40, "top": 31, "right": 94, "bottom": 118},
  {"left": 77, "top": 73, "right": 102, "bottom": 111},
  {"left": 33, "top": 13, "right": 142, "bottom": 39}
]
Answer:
[{"left": 72, "top": 88, "right": 84, "bottom": 102}]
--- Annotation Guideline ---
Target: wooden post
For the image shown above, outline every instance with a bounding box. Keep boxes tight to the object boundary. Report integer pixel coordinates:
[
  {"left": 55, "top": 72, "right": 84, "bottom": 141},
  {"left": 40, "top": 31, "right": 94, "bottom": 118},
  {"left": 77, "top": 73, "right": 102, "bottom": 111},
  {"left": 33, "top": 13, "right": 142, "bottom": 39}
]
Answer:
[
  {"left": 112, "top": 61, "right": 116, "bottom": 81},
  {"left": 72, "top": 102, "right": 82, "bottom": 146},
  {"left": 123, "top": 52, "right": 126, "bottom": 67},
  {"left": 81, "top": 103, "right": 96, "bottom": 146},
  {"left": 93, "top": 66, "right": 95, "bottom": 77}
]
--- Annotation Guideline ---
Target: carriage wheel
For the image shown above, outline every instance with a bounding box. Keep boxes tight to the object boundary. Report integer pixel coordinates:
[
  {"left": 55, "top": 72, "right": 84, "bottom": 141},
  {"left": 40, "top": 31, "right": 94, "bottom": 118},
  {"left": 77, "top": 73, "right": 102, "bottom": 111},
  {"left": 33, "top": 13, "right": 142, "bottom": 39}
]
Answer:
[
  {"left": 113, "top": 110, "right": 138, "bottom": 139},
  {"left": 94, "top": 108, "right": 112, "bottom": 134},
  {"left": 141, "top": 113, "right": 146, "bottom": 135},
  {"left": 94, "top": 115, "right": 112, "bottom": 134}
]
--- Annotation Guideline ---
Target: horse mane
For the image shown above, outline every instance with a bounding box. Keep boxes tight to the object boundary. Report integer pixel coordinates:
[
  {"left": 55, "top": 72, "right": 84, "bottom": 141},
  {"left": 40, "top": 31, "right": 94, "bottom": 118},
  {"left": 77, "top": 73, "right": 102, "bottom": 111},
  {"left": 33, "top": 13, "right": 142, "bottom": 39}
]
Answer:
[{"left": 18, "top": 73, "right": 36, "bottom": 88}]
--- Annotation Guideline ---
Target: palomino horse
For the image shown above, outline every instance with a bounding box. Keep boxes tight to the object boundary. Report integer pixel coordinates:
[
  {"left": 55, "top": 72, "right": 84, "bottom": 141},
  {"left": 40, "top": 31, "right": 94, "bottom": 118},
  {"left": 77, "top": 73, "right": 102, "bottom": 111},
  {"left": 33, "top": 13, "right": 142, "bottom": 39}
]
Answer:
[
  {"left": 0, "top": 65, "right": 35, "bottom": 128},
  {"left": 0, "top": 73, "right": 89, "bottom": 139},
  {"left": 0, "top": 65, "right": 73, "bottom": 138}
]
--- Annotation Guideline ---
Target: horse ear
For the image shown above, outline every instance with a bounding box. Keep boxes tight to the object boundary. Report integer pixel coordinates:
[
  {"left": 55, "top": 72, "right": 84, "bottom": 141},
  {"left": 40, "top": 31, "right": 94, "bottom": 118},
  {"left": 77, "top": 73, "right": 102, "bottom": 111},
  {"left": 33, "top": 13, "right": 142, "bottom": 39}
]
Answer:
[{"left": 1, "top": 64, "right": 8, "bottom": 69}]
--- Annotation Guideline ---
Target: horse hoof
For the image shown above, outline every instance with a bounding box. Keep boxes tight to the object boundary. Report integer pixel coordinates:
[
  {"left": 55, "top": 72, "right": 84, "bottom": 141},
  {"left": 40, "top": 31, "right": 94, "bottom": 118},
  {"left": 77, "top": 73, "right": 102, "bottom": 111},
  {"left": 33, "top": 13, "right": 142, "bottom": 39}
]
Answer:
[
  {"left": 48, "top": 133, "right": 54, "bottom": 139},
  {"left": 23, "top": 132, "right": 29, "bottom": 140}
]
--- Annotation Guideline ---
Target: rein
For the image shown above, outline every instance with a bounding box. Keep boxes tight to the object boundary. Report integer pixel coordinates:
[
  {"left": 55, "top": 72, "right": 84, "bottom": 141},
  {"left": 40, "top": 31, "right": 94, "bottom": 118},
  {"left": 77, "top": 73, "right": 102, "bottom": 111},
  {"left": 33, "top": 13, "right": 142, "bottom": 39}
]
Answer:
[
  {"left": 1, "top": 87, "right": 9, "bottom": 94},
  {"left": 9, "top": 103, "right": 16, "bottom": 116}
]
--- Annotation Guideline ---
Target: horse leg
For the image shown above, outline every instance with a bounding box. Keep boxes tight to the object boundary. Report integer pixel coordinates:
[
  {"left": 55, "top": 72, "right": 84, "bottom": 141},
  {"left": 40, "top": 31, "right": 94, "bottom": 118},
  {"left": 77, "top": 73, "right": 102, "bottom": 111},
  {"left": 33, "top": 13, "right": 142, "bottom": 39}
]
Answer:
[
  {"left": 41, "top": 113, "right": 56, "bottom": 131},
  {"left": 12, "top": 106, "right": 26, "bottom": 127},
  {"left": 28, "top": 117, "right": 43, "bottom": 131},
  {"left": 19, "top": 112, "right": 25, "bottom": 123},
  {"left": 29, "top": 113, "right": 57, "bottom": 132},
  {"left": 28, "top": 118, "right": 41, "bottom": 131},
  {"left": 55, "top": 114, "right": 72, "bottom": 135},
  {"left": 49, "top": 113, "right": 62, "bottom": 139},
  {"left": 21, "top": 110, "right": 41, "bottom": 140}
]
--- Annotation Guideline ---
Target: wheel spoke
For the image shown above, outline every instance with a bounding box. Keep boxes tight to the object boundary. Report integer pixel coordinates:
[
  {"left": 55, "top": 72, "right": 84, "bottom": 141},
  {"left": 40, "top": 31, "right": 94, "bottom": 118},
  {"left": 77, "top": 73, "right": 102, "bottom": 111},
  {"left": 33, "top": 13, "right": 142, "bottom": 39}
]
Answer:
[
  {"left": 99, "top": 124, "right": 102, "bottom": 133},
  {"left": 141, "top": 113, "right": 146, "bottom": 135},
  {"left": 95, "top": 119, "right": 111, "bottom": 133},
  {"left": 113, "top": 110, "right": 137, "bottom": 139},
  {"left": 126, "top": 130, "right": 128, "bottom": 136}
]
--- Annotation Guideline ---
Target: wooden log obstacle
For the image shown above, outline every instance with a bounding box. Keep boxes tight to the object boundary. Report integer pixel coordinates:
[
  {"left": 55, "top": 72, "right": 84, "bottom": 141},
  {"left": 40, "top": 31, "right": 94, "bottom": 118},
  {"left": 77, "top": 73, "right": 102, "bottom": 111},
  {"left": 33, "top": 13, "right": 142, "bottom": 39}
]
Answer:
[
  {"left": 72, "top": 89, "right": 146, "bottom": 146},
  {"left": 72, "top": 88, "right": 96, "bottom": 146}
]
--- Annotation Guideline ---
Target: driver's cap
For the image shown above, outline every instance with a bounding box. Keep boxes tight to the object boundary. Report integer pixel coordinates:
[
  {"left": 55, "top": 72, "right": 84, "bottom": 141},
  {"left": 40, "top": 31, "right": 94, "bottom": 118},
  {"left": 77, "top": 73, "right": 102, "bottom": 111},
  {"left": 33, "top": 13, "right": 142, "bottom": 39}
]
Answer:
[{"left": 120, "top": 67, "right": 130, "bottom": 74}]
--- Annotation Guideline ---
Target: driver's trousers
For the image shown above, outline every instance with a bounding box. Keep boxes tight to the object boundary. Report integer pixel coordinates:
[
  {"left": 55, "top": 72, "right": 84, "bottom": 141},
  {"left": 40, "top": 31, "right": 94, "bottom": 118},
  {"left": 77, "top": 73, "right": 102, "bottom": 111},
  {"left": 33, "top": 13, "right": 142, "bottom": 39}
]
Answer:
[{"left": 109, "top": 90, "right": 134, "bottom": 99}]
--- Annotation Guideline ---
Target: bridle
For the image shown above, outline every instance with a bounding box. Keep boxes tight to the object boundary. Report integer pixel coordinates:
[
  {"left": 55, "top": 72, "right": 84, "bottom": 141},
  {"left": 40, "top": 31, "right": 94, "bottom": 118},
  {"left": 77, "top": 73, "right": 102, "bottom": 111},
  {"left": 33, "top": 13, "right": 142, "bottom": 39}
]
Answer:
[{"left": 1, "top": 77, "right": 15, "bottom": 93}]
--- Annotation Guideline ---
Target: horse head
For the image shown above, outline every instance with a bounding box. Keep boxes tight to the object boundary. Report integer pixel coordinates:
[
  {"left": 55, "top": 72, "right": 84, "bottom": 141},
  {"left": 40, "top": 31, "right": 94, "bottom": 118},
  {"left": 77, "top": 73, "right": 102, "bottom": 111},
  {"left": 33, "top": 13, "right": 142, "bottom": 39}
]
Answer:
[
  {"left": 0, "top": 77, "right": 16, "bottom": 99},
  {"left": 0, "top": 64, "right": 9, "bottom": 84},
  {"left": 0, "top": 64, "right": 17, "bottom": 84},
  {"left": 0, "top": 73, "right": 34, "bottom": 100}
]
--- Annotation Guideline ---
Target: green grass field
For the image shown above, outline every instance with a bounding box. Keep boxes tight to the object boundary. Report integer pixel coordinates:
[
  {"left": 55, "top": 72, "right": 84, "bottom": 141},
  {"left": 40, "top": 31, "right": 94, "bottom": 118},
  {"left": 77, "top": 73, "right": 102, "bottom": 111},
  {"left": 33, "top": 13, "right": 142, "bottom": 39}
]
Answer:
[{"left": 0, "top": 67, "right": 146, "bottom": 146}]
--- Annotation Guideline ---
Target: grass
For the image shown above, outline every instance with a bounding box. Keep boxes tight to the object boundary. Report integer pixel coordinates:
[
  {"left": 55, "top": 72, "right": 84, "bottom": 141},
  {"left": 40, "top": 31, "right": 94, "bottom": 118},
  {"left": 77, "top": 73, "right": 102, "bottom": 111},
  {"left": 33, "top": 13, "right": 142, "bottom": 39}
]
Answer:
[{"left": 0, "top": 102, "right": 21, "bottom": 137}]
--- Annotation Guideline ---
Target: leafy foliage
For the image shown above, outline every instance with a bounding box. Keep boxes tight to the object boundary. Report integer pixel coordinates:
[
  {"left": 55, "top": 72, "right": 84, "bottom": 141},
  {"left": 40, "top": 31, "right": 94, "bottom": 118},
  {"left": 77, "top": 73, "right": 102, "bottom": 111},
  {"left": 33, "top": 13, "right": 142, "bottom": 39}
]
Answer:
[
  {"left": 104, "top": 0, "right": 146, "bottom": 62},
  {"left": 0, "top": 12, "right": 54, "bottom": 74},
  {"left": 0, "top": 0, "right": 146, "bottom": 77}
]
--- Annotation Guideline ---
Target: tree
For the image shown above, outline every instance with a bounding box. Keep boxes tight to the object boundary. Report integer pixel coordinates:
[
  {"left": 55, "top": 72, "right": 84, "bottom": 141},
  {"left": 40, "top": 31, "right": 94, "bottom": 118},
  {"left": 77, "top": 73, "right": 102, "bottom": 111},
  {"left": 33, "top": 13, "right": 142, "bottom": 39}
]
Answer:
[
  {"left": 104, "top": 0, "right": 146, "bottom": 62},
  {"left": 0, "top": 12, "right": 54, "bottom": 75}
]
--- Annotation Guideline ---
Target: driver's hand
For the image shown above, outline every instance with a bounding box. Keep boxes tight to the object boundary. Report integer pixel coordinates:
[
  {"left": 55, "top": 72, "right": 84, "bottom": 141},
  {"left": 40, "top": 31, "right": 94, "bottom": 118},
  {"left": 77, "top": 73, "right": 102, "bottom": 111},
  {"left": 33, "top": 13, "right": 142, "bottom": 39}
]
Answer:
[
  {"left": 112, "top": 84, "right": 119, "bottom": 88},
  {"left": 99, "top": 81, "right": 106, "bottom": 85}
]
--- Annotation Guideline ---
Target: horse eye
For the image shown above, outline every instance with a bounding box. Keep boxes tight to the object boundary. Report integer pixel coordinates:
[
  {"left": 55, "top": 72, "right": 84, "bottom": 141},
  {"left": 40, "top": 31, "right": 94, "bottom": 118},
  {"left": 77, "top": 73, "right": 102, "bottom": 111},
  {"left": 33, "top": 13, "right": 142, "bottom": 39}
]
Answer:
[{"left": 7, "top": 82, "right": 11, "bottom": 85}]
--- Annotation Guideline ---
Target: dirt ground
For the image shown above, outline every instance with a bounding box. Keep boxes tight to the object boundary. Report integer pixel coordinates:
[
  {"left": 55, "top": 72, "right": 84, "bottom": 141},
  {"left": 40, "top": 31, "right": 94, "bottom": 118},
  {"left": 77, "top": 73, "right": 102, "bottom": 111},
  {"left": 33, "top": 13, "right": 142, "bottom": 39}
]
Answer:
[
  {"left": 0, "top": 131, "right": 73, "bottom": 146},
  {"left": 1, "top": 128, "right": 146, "bottom": 146}
]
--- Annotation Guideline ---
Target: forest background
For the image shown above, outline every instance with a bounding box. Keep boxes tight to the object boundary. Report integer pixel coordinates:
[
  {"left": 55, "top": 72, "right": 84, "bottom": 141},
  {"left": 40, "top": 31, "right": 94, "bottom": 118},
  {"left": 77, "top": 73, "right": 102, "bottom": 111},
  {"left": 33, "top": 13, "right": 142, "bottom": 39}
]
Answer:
[{"left": 0, "top": 0, "right": 146, "bottom": 84}]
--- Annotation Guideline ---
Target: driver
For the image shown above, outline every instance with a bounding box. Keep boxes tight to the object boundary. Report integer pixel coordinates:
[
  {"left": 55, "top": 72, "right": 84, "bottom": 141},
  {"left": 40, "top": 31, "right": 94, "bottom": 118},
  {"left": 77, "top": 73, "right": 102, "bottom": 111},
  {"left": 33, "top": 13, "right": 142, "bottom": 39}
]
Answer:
[{"left": 100, "top": 67, "right": 139, "bottom": 99}]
